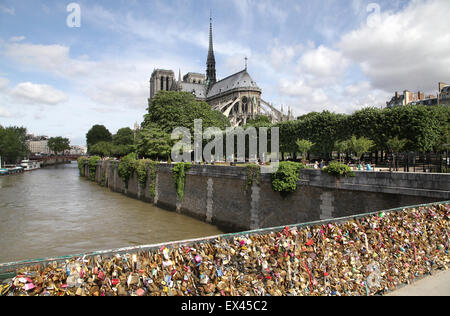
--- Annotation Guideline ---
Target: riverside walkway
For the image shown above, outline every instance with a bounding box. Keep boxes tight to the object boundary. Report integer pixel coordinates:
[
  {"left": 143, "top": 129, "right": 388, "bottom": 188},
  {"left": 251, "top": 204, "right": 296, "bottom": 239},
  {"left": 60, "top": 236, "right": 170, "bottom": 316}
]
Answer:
[{"left": 388, "top": 268, "right": 450, "bottom": 296}]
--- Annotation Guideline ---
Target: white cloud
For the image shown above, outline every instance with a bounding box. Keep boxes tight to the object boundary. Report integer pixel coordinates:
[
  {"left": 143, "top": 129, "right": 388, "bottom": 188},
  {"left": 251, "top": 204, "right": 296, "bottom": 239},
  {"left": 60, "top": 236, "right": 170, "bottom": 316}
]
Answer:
[
  {"left": 338, "top": 0, "right": 450, "bottom": 94},
  {"left": 279, "top": 79, "right": 313, "bottom": 97},
  {"left": 9, "top": 36, "right": 25, "bottom": 42},
  {"left": 297, "top": 45, "right": 349, "bottom": 80},
  {"left": 87, "top": 81, "right": 148, "bottom": 109},
  {"left": 3, "top": 42, "right": 96, "bottom": 78},
  {"left": 0, "top": 106, "right": 13, "bottom": 118},
  {"left": 270, "top": 42, "right": 303, "bottom": 69},
  {"left": 270, "top": 0, "right": 450, "bottom": 117},
  {"left": 0, "top": 77, "right": 9, "bottom": 91},
  {"left": 10, "top": 82, "right": 68, "bottom": 105}
]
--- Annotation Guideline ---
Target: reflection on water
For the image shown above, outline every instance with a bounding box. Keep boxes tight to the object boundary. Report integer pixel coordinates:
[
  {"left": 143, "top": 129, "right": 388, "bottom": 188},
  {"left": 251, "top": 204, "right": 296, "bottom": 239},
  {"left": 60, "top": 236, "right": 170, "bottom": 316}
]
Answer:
[{"left": 0, "top": 162, "right": 223, "bottom": 263}]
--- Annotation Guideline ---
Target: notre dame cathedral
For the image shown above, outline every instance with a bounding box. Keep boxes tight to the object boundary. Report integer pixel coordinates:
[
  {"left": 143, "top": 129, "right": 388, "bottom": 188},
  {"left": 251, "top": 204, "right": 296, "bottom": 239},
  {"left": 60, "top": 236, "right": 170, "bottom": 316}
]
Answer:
[{"left": 149, "top": 17, "right": 294, "bottom": 127}]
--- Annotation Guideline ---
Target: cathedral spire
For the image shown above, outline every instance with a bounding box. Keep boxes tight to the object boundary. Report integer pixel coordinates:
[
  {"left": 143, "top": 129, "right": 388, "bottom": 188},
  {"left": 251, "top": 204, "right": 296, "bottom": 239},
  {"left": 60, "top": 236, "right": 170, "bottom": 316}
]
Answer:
[
  {"left": 178, "top": 69, "right": 182, "bottom": 91},
  {"left": 206, "top": 12, "right": 216, "bottom": 87}
]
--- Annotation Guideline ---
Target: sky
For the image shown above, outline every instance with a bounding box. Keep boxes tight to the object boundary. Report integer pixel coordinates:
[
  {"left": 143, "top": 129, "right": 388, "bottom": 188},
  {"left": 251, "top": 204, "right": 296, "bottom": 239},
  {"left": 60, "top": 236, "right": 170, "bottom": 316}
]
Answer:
[{"left": 0, "top": 0, "right": 449, "bottom": 146}]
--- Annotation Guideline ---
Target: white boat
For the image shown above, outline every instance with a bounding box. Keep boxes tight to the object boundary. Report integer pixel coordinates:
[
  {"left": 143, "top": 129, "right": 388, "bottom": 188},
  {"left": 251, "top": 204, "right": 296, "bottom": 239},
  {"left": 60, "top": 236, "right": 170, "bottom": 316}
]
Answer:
[{"left": 20, "top": 160, "right": 41, "bottom": 171}]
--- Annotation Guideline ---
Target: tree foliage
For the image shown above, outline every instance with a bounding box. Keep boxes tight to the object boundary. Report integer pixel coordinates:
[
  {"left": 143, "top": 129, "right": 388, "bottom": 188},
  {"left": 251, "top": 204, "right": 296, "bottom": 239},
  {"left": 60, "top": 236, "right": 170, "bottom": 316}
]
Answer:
[
  {"left": 48, "top": 137, "right": 71, "bottom": 155},
  {"left": 0, "top": 125, "right": 29, "bottom": 164},
  {"left": 386, "top": 137, "right": 409, "bottom": 153},
  {"left": 245, "top": 115, "right": 273, "bottom": 129},
  {"left": 89, "top": 141, "right": 114, "bottom": 158},
  {"left": 143, "top": 91, "right": 230, "bottom": 134},
  {"left": 348, "top": 136, "right": 375, "bottom": 160},
  {"left": 86, "top": 125, "right": 112, "bottom": 152},
  {"left": 135, "top": 124, "right": 173, "bottom": 160},
  {"left": 296, "top": 139, "right": 314, "bottom": 160},
  {"left": 275, "top": 105, "right": 448, "bottom": 160},
  {"left": 113, "top": 127, "right": 134, "bottom": 146}
]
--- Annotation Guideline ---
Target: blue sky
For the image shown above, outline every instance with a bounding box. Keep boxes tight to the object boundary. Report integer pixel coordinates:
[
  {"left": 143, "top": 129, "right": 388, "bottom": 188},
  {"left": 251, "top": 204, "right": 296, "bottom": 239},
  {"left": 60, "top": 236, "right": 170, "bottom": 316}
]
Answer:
[{"left": 0, "top": 0, "right": 449, "bottom": 146}]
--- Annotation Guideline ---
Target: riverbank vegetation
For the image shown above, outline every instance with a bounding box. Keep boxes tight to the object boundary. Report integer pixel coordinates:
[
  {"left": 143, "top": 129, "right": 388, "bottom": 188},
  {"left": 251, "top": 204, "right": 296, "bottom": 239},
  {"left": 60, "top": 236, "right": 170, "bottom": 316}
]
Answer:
[
  {"left": 87, "top": 156, "right": 101, "bottom": 181},
  {"left": 271, "top": 161, "right": 306, "bottom": 196},
  {"left": 322, "top": 161, "right": 355, "bottom": 178},
  {"left": 172, "top": 162, "right": 192, "bottom": 201},
  {"left": 0, "top": 125, "right": 29, "bottom": 166},
  {"left": 77, "top": 156, "right": 88, "bottom": 176}
]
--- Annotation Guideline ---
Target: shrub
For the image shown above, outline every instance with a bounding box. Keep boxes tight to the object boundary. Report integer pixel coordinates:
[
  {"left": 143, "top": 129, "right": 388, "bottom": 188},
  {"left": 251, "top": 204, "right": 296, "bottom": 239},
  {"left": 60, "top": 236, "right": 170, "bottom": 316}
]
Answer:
[
  {"left": 118, "top": 152, "right": 138, "bottom": 189},
  {"left": 88, "top": 156, "right": 101, "bottom": 181},
  {"left": 271, "top": 162, "right": 305, "bottom": 196},
  {"left": 147, "top": 161, "right": 159, "bottom": 199},
  {"left": 172, "top": 162, "right": 192, "bottom": 201},
  {"left": 135, "top": 159, "right": 150, "bottom": 187},
  {"left": 322, "top": 161, "right": 355, "bottom": 178},
  {"left": 77, "top": 157, "right": 88, "bottom": 176}
]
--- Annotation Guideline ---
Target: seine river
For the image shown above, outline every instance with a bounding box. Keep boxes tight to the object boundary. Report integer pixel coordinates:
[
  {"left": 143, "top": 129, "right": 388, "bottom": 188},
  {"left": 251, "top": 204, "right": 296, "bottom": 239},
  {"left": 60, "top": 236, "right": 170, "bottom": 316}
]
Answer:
[{"left": 0, "top": 162, "right": 223, "bottom": 263}]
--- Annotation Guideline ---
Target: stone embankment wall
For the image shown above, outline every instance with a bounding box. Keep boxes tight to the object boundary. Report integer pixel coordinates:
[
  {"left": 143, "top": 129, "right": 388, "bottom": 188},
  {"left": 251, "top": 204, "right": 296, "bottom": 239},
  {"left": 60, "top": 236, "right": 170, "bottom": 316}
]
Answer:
[
  {"left": 41, "top": 158, "right": 72, "bottom": 167},
  {"left": 84, "top": 162, "right": 450, "bottom": 232}
]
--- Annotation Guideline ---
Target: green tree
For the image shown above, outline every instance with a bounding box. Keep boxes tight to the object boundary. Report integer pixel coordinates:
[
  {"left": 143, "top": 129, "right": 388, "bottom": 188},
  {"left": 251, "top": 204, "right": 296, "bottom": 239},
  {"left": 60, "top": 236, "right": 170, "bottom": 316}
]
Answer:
[
  {"left": 112, "top": 144, "right": 135, "bottom": 158},
  {"left": 113, "top": 127, "right": 135, "bottom": 146},
  {"left": 86, "top": 125, "right": 112, "bottom": 152},
  {"left": 0, "top": 125, "right": 29, "bottom": 165},
  {"left": 47, "top": 137, "right": 71, "bottom": 155},
  {"left": 296, "top": 139, "right": 314, "bottom": 161},
  {"left": 142, "top": 91, "right": 230, "bottom": 134},
  {"left": 348, "top": 107, "right": 386, "bottom": 151},
  {"left": 135, "top": 124, "right": 173, "bottom": 160},
  {"left": 386, "top": 136, "right": 409, "bottom": 171},
  {"left": 298, "top": 111, "right": 347, "bottom": 159},
  {"left": 386, "top": 136, "right": 408, "bottom": 154},
  {"left": 278, "top": 120, "right": 300, "bottom": 156},
  {"left": 89, "top": 141, "right": 114, "bottom": 158},
  {"left": 334, "top": 140, "right": 351, "bottom": 163},
  {"left": 383, "top": 106, "right": 442, "bottom": 152},
  {"left": 348, "top": 136, "right": 375, "bottom": 161},
  {"left": 245, "top": 115, "right": 273, "bottom": 128}
]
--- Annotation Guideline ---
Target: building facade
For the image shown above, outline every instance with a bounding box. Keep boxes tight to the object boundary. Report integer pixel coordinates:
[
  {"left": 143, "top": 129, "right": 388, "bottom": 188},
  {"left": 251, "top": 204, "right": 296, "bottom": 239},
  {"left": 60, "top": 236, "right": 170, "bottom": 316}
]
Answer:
[
  {"left": 27, "top": 140, "right": 51, "bottom": 155},
  {"left": 26, "top": 135, "right": 51, "bottom": 155},
  {"left": 386, "top": 82, "right": 450, "bottom": 108},
  {"left": 149, "top": 17, "right": 294, "bottom": 126}
]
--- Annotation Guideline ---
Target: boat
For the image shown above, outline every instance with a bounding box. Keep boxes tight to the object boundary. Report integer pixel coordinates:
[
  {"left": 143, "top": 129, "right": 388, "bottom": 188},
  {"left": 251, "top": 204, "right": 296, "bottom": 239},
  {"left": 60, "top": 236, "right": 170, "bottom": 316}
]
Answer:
[
  {"left": 0, "top": 168, "right": 8, "bottom": 176},
  {"left": 5, "top": 167, "right": 24, "bottom": 175},
  {"left": 20, "top": 160, "right": 41, "bottom": 172}
]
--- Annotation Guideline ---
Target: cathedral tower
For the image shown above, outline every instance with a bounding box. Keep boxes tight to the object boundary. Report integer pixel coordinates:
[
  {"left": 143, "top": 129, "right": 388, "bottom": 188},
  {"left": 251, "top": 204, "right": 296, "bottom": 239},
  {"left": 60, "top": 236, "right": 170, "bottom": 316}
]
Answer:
[{"left": 206, "top": 15, "right": 217, "bottom": 88}]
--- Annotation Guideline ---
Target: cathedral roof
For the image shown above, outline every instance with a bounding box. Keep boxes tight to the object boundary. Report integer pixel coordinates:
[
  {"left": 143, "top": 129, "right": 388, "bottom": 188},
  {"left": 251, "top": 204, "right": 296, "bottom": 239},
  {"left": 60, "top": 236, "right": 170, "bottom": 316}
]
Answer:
[
  {"left": 207, "top": 69, "right": 260, "bottom": 99},
  {"left": 180, "top": 82, "right": 207, "bottom": 100}
]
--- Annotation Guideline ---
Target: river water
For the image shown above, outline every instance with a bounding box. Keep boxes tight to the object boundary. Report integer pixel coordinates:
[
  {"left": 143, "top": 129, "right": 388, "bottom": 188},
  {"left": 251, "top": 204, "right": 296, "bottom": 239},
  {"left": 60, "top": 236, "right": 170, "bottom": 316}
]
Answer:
[{"left": 0, "top": 162, "right": 223, "bottom": 263}]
